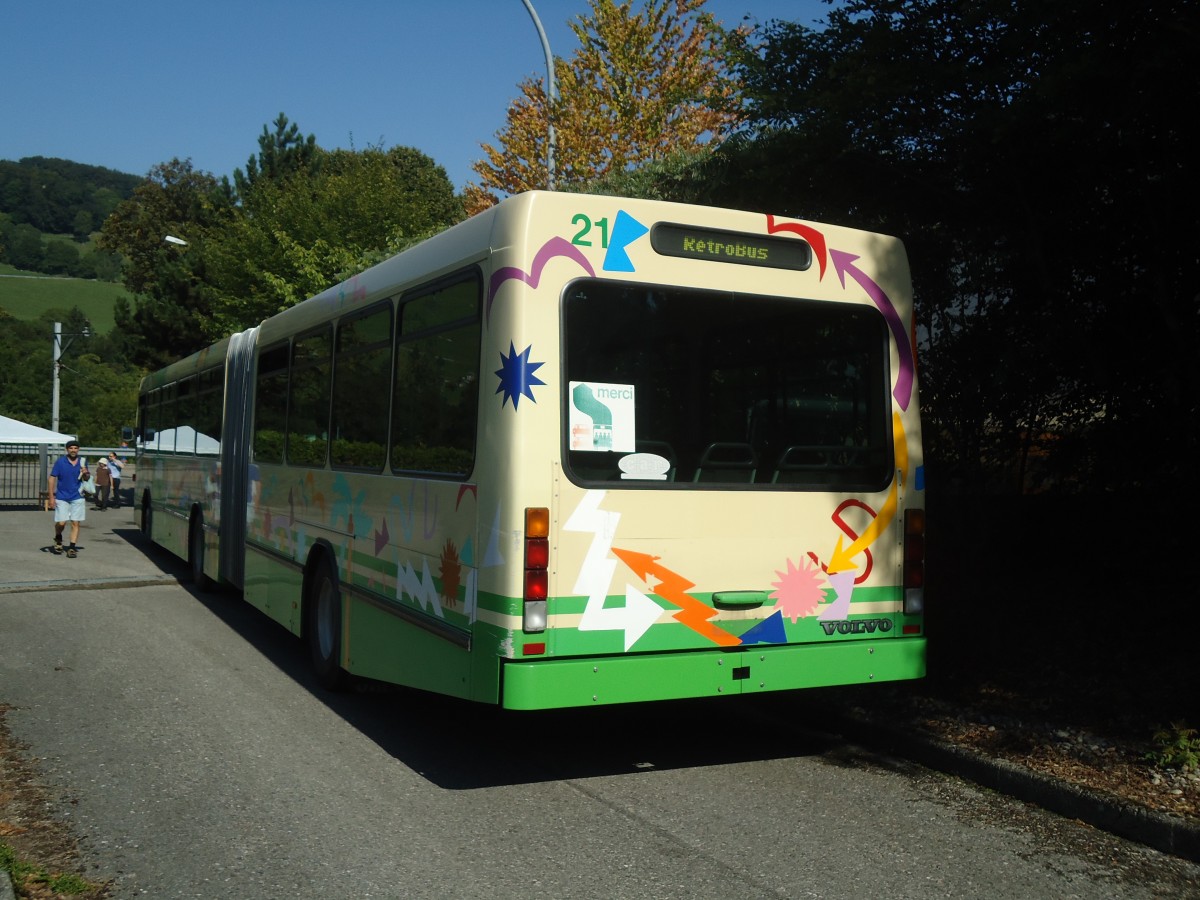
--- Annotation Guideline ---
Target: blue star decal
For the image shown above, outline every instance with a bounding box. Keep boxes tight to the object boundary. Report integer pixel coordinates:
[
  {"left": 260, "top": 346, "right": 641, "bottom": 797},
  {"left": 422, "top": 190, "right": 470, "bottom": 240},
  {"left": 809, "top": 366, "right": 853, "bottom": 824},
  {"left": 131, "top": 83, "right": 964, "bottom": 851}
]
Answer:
[{"left": 495, "top": 341, "right": 546, "bottom": 409}]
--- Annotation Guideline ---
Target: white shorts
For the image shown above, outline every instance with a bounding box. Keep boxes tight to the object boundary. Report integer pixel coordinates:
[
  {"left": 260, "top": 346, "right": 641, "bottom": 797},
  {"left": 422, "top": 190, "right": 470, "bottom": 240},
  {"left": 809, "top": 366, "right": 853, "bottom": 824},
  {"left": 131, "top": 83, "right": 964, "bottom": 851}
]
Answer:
[{"left": 54, "top": 498, "right": 87, "bottom": 522}]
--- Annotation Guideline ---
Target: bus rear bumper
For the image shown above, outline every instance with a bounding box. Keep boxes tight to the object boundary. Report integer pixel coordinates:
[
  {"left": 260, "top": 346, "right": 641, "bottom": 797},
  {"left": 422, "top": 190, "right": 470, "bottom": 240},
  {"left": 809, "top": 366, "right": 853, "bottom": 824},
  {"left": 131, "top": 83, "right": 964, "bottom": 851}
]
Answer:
[{"left": 500, "top": 637, "right": 926, "bottom": 710}]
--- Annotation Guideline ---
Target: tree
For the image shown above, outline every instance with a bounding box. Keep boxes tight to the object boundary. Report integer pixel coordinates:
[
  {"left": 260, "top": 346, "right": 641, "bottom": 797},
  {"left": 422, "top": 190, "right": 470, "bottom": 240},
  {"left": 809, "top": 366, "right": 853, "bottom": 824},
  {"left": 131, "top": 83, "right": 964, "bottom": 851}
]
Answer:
[
  {"left": 0, "top": 308, "right": 141, "bottom": 442},
  {"left": 41, "top": 239, "right": 80, "bottom": 276},
  {"left": 718, "top": 0, "right": 1197, "bottom": 494},
  {"left": 232, "top": 113, "right": 320, "bottom": 199},
  {"left": 97, "top": 158, "right": 235, "bottom": 369},
  {"left": 465, "top": 0, "right": 745, "bottom": 212},
  {"left": 0, "top": 157, "right": 141, "bottom": 236},
  {"left": 4, "top": 223, "right": 44, "bottom": 271},
  {"left": 205, "top": 145, "right": 462, "bottom": 333}
]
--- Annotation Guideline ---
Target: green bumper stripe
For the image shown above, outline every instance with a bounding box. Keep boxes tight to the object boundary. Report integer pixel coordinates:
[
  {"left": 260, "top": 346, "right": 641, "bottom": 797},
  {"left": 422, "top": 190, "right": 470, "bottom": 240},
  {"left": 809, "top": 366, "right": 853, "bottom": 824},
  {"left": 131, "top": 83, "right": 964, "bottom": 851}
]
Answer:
[{"left": 501, "top": 637, "right": 926, "bottom": 710}]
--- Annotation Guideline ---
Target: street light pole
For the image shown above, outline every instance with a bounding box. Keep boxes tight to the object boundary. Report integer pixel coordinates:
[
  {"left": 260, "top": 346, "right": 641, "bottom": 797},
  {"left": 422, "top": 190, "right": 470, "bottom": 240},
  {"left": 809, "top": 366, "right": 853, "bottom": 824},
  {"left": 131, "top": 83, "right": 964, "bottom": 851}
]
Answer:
[{"left": 521, "top": 0, "right": 557, "bottom": 190}]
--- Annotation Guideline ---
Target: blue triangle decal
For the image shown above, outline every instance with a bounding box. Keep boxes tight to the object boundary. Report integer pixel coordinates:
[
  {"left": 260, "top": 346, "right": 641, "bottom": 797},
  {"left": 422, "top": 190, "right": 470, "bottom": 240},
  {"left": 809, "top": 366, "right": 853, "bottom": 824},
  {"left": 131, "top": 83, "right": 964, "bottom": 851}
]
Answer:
[
  {"left": 602, "top": 210, "right": 649, "bottom": 272},
  {"left": 739, "top": 610, "right": 787, "bottom": 645}
]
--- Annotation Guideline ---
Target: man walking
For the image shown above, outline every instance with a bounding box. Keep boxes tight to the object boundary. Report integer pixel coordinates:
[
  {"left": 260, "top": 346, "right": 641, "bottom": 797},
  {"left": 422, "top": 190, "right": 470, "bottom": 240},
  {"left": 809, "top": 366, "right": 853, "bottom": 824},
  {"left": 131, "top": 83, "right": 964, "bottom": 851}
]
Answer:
[{"left": 46, "top": 439, "right": 87, "bottom": 558}]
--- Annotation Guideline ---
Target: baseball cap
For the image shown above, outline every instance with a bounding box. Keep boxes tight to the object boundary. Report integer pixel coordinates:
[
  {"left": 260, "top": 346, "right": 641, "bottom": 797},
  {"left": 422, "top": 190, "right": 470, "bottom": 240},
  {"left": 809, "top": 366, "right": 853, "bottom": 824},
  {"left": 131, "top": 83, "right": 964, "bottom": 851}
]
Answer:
[{"left": 66, "top": 439, "right": 79, "bottom": 448}]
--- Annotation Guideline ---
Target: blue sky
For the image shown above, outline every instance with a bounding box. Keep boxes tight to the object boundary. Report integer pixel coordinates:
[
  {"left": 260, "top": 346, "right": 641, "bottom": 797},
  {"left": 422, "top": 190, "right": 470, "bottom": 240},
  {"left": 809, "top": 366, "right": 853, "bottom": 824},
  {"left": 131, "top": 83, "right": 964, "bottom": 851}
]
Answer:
[{"left": 2, "top": 1, "right": 834, "bottom": 192}]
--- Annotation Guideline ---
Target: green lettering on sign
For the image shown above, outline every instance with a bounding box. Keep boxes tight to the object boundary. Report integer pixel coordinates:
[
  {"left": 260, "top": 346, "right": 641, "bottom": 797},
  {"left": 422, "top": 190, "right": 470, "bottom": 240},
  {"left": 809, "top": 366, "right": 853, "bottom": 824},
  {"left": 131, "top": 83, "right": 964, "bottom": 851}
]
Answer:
[{"left": 651, "top": 223, "right": 812, "bottom": 271}]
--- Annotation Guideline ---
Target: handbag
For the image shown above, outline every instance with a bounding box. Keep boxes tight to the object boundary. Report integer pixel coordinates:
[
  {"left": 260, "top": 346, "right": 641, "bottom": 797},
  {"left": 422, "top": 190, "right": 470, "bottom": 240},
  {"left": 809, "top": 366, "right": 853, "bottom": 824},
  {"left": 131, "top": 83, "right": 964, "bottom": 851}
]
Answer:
[{"left": 79, "top": 470, "right": 95, "bottom": 499}]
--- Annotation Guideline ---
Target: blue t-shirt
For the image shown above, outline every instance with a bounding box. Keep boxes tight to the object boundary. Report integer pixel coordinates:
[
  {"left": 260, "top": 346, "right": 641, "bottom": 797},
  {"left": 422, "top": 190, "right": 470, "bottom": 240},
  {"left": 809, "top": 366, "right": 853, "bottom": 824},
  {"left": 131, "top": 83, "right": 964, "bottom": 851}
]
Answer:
[{"left": 50, "top": 455, "right": 85, "bottom": 502}]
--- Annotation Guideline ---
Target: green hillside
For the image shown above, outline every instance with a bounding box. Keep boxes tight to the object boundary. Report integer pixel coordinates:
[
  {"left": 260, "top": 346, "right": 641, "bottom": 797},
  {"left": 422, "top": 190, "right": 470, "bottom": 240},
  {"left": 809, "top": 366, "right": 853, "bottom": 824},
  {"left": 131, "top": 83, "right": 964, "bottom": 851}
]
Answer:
[{"left": 0, "top": 265, "right": 131, "bottom": 334}]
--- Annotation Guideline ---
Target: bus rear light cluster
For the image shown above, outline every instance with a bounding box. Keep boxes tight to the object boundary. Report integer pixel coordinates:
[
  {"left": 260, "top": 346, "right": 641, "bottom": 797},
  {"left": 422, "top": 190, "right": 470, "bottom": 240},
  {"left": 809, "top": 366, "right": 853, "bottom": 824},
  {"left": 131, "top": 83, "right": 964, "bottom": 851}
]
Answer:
[
  {"left": 903, "top": 508, "right": 925, "bottom": 616},
  {"left": 523, "top": 507, "right": 549, "bottom": 633}
]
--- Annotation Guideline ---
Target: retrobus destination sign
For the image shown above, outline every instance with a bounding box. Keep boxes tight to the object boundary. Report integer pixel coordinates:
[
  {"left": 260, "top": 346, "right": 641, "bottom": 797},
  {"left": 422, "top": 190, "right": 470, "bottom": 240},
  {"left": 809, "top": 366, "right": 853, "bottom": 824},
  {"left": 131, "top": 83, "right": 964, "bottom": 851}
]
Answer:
[{"left": 650, "top": 223, "right": 812, "bottom": 271}]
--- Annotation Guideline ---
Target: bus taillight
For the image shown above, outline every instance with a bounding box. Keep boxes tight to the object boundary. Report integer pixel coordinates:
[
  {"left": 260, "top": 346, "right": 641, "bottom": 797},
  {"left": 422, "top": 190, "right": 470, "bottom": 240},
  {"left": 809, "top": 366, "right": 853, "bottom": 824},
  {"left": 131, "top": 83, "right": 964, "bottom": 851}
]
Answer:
[
  {"left": 523, "top": 507, "right": 550, "bottom": 633},
  {"left": 903, "top": 508, "right": 925, "bottom": 616}
]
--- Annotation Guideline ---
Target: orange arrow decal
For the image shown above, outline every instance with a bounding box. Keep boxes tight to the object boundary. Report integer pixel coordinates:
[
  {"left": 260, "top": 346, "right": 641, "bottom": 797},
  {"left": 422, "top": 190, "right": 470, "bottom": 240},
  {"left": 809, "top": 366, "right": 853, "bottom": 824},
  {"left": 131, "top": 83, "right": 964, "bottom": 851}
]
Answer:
[{"left": 612, "top": 547, "right": 740, "bottom": 647}]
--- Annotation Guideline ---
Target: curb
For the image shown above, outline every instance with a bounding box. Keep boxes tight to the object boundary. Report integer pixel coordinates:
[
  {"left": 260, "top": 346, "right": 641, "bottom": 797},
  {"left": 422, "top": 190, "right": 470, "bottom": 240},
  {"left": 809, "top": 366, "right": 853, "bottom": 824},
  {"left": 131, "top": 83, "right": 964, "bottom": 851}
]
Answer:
[
  {"left": 833, "top": 712, "right": 1200, "bottom": 864},
  {"left": 0, "top": 575, "right": 180, "bottom": 595},
  {"left": 0, "top": 871, "right": 13, "bottom": 900}
]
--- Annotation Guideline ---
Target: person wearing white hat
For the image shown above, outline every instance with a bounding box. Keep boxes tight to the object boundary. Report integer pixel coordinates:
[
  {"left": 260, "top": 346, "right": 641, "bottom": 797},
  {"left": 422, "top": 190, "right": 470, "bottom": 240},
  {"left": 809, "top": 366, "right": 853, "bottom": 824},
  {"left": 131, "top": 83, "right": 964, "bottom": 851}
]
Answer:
[{"left": 94, "top": 458, "right": 112, "bottom": 510}]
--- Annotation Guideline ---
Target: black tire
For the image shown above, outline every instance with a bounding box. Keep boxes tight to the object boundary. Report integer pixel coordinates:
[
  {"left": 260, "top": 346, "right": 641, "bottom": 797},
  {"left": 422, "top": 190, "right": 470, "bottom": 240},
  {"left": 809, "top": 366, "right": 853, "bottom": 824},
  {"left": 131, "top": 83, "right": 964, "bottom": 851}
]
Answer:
[
  {"left": 307, "top": 557, "right": 349, "bottom": 691},
  {"left": 188, "top": 512, "right": 212, "bottom": 591},
  {"left": 141, "top": 492, "right": 152, "bottom": 538}
]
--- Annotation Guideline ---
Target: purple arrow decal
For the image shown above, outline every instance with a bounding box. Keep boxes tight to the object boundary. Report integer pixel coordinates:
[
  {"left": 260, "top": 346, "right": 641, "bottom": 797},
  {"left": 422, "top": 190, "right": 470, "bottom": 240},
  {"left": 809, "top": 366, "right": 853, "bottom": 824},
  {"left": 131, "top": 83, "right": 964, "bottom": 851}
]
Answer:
[
  {"left": 830, "top": 249, "right": 914, "bottom": 411},
  {"left": 374, "top": 517, "right": 390, "bottom": 556},
  {"left": 487, "top": 236, "right": 595, "bottom": 324}
]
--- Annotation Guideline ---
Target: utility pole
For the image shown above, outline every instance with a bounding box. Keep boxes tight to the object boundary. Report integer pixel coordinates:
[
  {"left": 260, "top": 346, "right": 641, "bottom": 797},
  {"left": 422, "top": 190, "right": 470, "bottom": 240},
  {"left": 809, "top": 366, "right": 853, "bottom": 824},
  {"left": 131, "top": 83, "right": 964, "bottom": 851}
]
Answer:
[
  {"left": 52, "top": 321, "right": 62, "bottom": 434},
  {"left": 52, "top": 321, "right": 89, "bottom": 433}
]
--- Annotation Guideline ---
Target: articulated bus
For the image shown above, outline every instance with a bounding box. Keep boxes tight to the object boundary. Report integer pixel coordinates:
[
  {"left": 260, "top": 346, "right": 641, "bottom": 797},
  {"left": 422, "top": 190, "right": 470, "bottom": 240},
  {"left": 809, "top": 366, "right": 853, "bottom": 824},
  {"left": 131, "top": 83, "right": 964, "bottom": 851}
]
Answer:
[{"left": 135, "top": 191, "right": 926, "bottom": 710}]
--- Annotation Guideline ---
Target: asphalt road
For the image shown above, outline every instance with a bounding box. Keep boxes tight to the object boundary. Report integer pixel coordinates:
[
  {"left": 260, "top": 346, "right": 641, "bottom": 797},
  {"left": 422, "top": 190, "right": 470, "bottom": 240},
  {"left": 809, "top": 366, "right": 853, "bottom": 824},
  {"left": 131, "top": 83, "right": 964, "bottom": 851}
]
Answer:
[{"left": 2, "top": 514, "right": 1198, "bottom": 898}]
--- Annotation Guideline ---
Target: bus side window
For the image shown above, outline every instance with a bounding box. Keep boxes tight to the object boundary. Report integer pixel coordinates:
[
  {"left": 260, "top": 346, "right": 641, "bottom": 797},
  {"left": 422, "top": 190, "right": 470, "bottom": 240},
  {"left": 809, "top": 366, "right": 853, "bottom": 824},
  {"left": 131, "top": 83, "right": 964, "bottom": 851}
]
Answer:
[
  {"left": 176, "top": 375, "right": 196, "bottom": 454},
  {"left": 331, "top": 303, "right": 393, "bottom": 471},
  {"left": 254, "top": 344, "right": 289, "bottom": 464},
  {"left": 288, "top": 327, "right": 332, "bottom": 468},
  {"left": 392, "top": 271, "right": 481, "bottom": 478}
]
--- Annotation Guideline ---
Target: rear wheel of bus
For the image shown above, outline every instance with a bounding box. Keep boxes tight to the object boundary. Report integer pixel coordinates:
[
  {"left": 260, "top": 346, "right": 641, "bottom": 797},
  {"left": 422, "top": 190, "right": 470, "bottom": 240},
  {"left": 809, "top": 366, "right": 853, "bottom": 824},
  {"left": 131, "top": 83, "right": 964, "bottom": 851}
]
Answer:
[
  {"left": 140, "top": 492, "right": 152, "bottom": 539},
  {"left": 307, "top": 556, "right": 349, "bottom": 691},
  {"left": 188, "top": 510, "right": 211, "bottom": 592}
]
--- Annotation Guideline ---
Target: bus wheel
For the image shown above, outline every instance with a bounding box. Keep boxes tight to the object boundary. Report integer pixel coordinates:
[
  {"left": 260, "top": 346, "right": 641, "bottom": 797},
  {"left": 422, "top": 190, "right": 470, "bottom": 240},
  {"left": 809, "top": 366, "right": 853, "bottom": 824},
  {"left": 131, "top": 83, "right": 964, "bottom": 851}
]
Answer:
[
  {"left": 307, "top": 558, "right": 349, "bottom": 691},
  {"left": 188, "top": 512, "right": 212, "bottom": 592},
  {"left": 141, "top": 493, "right": 152, "bottom": 538}
]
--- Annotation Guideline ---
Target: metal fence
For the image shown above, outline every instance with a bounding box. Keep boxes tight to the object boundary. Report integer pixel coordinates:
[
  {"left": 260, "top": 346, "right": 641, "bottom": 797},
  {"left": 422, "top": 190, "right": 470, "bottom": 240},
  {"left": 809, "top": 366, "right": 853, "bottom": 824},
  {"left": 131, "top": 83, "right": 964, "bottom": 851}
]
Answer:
[
  {"left": 0, "top": 445, "right": 130, "bottom": 505},
  {"left": 0, "top": 444, "right": 51, "bottom": 504}
]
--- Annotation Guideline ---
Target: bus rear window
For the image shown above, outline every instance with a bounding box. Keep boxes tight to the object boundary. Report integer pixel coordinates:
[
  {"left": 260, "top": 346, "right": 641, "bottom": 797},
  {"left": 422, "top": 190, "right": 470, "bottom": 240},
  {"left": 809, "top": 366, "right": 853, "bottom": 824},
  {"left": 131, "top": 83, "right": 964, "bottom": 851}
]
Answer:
[{"left": 563, "top": 281, "right": 892, "bottom": 490}]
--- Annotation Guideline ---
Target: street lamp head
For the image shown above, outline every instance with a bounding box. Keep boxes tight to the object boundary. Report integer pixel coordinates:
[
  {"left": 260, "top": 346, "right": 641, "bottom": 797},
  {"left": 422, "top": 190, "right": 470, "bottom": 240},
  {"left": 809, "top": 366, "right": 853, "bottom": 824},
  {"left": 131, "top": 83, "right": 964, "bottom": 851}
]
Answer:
[{"left": 164, "top": 235, "right": 188, "bottom": 246}]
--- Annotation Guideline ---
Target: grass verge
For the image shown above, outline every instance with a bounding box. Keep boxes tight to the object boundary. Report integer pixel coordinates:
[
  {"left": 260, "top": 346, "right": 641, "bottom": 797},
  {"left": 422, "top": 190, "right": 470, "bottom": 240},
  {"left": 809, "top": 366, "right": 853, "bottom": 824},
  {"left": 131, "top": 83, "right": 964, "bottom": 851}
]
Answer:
[{"left": 0, "top": 840, "right": 102, "bottom": 898}]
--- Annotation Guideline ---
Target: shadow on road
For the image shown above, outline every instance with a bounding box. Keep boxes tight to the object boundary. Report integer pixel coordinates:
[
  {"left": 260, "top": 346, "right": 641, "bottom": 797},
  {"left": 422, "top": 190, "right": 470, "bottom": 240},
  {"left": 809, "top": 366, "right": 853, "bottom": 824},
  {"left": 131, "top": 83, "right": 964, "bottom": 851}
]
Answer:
[{"left": 173, "top": 570, "right": 852, "bottom": 790}]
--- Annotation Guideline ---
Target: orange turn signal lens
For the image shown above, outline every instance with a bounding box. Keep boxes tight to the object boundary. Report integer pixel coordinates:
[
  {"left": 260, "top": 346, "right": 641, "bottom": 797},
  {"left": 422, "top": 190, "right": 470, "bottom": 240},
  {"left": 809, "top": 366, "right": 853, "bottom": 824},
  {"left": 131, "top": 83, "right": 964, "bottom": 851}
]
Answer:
[{"left": 525, "top": 507, "right": 549, "bottom": 538}]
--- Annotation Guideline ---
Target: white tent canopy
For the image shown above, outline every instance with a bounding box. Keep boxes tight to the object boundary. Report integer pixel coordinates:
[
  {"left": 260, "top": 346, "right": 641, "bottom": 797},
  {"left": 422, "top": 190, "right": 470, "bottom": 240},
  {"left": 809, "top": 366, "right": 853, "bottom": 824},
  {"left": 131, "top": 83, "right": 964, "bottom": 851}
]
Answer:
[{"left": 0, "top": 415, "right": 76, "bottom": 445}]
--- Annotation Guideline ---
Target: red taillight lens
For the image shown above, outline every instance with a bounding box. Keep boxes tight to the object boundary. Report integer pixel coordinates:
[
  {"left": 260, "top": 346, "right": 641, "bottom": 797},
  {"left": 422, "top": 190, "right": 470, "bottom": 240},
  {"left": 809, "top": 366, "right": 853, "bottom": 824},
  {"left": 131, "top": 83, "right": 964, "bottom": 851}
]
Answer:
[
  {"left": 904, "top": 533, "right": 925, "bottom": 562},
  {"left": 523, "top": 508, "right": 550, "bottom": 633},
  {"left": 524, "top": 569, "right": 548, "bottom": 601},
  {"left": 903, "top": 508, "right": 925, "bottom": 614},
  {"left": 525, "top": 536, "right": 549, "bottom": 569}
]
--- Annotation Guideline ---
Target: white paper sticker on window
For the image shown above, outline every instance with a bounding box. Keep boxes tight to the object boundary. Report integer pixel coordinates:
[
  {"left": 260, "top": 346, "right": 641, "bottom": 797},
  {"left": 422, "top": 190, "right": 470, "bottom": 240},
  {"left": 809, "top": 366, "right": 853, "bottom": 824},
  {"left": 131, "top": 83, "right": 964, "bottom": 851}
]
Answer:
[{"left": 569, "top": 381, "right": 635, "bottom": 452}]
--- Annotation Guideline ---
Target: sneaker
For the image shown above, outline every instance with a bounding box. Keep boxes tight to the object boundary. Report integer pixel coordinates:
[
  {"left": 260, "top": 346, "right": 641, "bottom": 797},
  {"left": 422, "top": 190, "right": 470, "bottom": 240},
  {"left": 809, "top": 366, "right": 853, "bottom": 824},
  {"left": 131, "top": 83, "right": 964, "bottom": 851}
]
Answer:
[
  {"left": 52, "top": 543, "right": 63, "bottom": 555},
  {"left": 66, "top": 548, "right": 77, "bottom": 558}
]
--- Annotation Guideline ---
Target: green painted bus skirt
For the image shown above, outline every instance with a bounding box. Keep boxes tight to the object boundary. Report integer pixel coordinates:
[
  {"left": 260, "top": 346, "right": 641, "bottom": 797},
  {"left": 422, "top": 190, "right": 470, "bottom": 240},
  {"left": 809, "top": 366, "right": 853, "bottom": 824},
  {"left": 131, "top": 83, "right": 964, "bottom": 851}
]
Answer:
[{"left": 501, "top": 637, "right": 926, "bottom": 710}]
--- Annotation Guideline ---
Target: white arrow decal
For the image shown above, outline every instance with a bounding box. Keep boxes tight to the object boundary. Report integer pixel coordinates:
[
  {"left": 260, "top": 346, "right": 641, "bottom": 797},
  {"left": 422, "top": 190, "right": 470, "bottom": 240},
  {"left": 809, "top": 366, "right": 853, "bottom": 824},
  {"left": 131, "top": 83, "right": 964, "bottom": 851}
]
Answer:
[{"left": 565, "top": 490, "right": 662, "bottom": 650}]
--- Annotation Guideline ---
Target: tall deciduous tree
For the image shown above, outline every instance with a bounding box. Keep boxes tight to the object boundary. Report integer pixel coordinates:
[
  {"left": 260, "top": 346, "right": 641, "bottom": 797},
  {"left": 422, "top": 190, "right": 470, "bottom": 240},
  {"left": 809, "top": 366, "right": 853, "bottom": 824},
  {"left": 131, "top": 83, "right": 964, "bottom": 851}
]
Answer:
[
  {"left": 465, "top": 0, "right": 744, "bottom": 213},
  {"left": 721, "top": 0, "right": 1195, "bottom": 494},
  {"left": 97, "top": 158, "right": 234, "bottom": 369},
  {"left": 205, "top": 145, "right": 462, "bottom": 333},
  {"left": 0, "top": 308, "right": 141, "bottom": 442}
]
